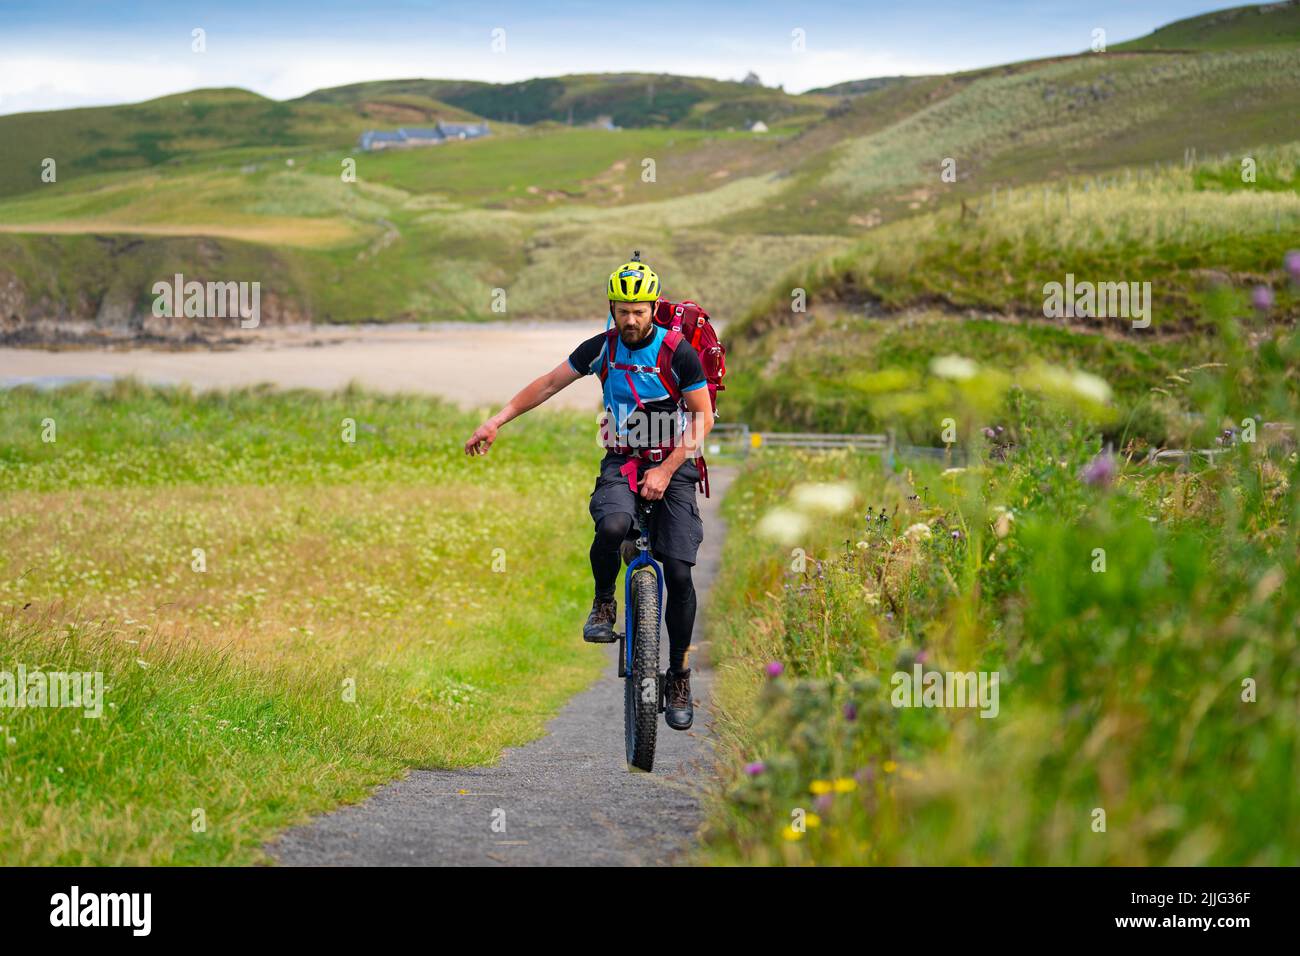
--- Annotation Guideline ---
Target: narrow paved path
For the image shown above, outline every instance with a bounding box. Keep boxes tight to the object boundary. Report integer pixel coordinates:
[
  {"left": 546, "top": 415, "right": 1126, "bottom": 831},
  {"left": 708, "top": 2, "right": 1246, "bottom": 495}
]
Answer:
[{"left": 269, "top": 466, "right": 736, "bottom": 866}]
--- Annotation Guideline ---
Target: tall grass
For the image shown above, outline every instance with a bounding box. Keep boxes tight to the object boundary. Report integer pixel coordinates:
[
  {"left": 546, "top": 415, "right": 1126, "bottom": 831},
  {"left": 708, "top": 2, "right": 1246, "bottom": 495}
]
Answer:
[{"left": 700, "top": 300, "right": 1299, "bottom": 865}]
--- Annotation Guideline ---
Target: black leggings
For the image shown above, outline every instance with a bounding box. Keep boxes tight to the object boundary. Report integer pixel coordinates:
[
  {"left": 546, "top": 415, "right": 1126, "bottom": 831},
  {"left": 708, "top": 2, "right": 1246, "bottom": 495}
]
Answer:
[{"left": 591, "top": 513, "right": 695, "bottom": 671}]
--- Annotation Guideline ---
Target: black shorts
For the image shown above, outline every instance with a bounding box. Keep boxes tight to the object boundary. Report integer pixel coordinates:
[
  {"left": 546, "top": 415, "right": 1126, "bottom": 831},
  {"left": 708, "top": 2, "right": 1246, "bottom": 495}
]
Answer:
[{"left": 589, "top": 453, "right": 704, "bottom": 566}]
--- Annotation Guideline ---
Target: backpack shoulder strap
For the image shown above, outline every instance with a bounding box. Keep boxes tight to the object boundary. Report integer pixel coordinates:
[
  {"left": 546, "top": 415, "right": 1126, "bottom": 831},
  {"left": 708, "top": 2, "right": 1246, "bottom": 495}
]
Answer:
[
  {"left": 597, "top": 328, "right": 619, "bottom": 384},
  {"left": 654, "top": 329, "right": 684, "bottom": 403}
]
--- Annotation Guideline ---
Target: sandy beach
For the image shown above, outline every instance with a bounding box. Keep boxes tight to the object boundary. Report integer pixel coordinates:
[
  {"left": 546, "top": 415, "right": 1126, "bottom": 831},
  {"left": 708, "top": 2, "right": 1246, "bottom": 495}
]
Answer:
[{"left": 0, "top": 322, "right": 607, "bottom": 412}]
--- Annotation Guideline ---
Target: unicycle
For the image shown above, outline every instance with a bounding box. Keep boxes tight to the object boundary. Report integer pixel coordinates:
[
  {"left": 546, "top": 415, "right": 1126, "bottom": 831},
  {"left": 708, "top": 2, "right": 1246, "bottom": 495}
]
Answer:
[{"left": 618, "top": 494, "right": 665, "bottom": 772}]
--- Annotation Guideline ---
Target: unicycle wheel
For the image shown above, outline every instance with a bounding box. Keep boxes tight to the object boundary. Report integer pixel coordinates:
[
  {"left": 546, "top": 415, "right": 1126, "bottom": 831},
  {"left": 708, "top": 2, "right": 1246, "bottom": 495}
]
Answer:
[{"left": 624, "top": 568, "right": 660, "bottom": 771}]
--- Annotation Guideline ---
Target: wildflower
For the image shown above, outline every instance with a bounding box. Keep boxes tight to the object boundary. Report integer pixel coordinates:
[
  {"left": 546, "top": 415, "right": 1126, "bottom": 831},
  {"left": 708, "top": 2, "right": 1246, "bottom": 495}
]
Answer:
[
  {"left": 814, "top": 793, "right": 835, "bottom": 814},
  {"left": 1070, "top": 370, "right": 1112, "bottom": 404},
  {"left": 1081, "top": 449, "right": 1117, "bottom": 487},
  {"left": 805, "top": 813, "right": 822, "bottom": 828},
  {"left": 943, "top": 467, "right": 967, "bottom": 476},
  {"left": 1286, "top": 249, "right": 1300, "bottom": 283},
  {"left": 916, "top": 650, "right": 929, "bottom": 664},
  {"left": 757, "top": 507, "right": 808, "bottom": 546},
  {"left": 863, "top": 591, "right": 881, "bottom": 607},
  {"left": 810, "top": 779, "right": 833, "bottom": 795},
  {"left": 744, "top": 761, "right": 765, "bottom": 776},
  {"left": 1251, "top": 284, "right": 1274, "bottom": 313},
  {"left": 883, "top": 760, "right": 898, "bottom": 774},
  {"left": 765, "top": 660, "right": 785, "bottom": 678},
  {"left": 904, "top": 522, "right": 931, "bottom": 541},
  {"left": 782, "top": 825, "right": 803, "bottom": 841},
  {"left": 931, "top": 355, "right": 978, "bottom": 380},
  {"left": 951, "top": 529, "right": 962, "bottom": 541},
  {"left": 843, "top": 701, "right": 858, "bottom": 721},
  {"left": 833, "top": 777, "right": 857, "bottom": 793},
  {"left": 791, "top": 482, "right": 855, "bottom": 514}
]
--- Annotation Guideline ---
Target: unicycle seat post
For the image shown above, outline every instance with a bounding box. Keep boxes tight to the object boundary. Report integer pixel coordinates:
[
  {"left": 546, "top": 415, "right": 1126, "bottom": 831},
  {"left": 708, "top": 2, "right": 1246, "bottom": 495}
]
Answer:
[{"left": 634, "top": 498, "right": 654, "bottom": 553}]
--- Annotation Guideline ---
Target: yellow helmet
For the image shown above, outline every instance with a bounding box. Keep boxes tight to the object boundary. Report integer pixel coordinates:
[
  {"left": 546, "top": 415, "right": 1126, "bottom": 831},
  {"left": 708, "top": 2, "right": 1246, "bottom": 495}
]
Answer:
[{"left": 607, "top": 253, "right": 661, "bottom": 302}]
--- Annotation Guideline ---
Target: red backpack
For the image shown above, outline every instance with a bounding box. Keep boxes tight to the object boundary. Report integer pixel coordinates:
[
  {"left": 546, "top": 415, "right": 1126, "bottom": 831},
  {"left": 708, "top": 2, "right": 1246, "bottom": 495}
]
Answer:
[
  {"left": 652, "top": 298, "right": 727, "bottom": 414},
  {"left": 596, "top": 297, "right": 727, "bottom": 496}
]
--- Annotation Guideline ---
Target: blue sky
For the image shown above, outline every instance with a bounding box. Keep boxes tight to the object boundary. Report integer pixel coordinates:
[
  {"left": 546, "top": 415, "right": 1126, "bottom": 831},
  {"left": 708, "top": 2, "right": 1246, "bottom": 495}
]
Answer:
[{"left": 0, "top": 1, "right": 1231, "bottom": 115}]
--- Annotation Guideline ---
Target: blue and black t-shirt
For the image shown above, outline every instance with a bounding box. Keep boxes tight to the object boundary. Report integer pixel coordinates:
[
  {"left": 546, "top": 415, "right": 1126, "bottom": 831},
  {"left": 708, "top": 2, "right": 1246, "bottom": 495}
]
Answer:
[{"left": 568, "top": 324, "right": 706, "bottom": 449}]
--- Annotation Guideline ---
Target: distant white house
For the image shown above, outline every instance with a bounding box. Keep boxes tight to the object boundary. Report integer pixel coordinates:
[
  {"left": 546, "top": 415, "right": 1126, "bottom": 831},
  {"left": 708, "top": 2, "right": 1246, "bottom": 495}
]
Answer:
[
  {"left": 358, "top": 121, "right": 491, "bottom": 151},
  {"left": 748, "top": 120, "right": 769, "bottom": 133}
]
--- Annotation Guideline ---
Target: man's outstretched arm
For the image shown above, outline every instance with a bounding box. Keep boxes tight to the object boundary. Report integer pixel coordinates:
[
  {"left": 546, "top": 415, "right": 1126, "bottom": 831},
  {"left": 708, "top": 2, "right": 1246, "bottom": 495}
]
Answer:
[{"left": 464, "top": 361, "right": 582, "bottom": 455}]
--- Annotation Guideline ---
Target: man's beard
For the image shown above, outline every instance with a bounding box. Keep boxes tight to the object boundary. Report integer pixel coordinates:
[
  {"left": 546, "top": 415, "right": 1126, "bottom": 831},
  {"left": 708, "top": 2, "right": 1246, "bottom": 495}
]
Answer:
[{"left": 620, "top": 323, "right": 653, "bottom": 347}]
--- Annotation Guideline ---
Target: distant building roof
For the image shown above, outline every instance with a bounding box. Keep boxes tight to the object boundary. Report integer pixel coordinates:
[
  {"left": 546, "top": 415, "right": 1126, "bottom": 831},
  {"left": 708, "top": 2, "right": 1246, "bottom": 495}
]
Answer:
[
  {"left": 359, "top": 121, "right": 491, "bottom": 150},
  {"left": 437, "top": 121, "right": 491, "bottom": 137}
]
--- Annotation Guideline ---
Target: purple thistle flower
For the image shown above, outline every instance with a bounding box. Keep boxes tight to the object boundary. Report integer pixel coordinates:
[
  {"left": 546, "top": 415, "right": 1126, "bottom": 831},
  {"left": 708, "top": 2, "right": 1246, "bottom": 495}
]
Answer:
[
  {"left": 744, "top": 761, "right": 765, "bottom": 777},
  {"left": 814, "top": 793, "right": 835, "bottom": 814},
  {"left": 1081, "top": 449, "right": 1117, "bottom": 487},
  {"left": 1252, "top": 285, "right": 1275, "bottom": 313},
  {"left": 1286, "top": 250, "right": 1300, "bottom": 283},
  {"left": 765, "top": 660, "right": 784, "bottom": 678},
  {"left": 916, "top": 650, "right": 929, "bottom": 664},
  {"left": 843, "top": 701, "right": 858, "bottom": 722}
]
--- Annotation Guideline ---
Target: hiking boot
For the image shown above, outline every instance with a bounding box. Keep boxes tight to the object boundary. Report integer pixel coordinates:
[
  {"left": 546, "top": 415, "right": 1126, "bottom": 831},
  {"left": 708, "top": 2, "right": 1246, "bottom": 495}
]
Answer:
[
  {"left": 664, "top": 668, "right": 694, "bottom": 730},
  {"left": 583, "top": 597, "right": 617, "bottom": 643}
]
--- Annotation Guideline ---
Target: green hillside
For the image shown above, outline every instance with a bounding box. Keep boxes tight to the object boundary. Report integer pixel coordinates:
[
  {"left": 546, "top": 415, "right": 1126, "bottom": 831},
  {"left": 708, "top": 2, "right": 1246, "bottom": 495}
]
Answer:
[
  {"left": 300, "top": 73, "right": 828, "bottom": 130},
  {"left": 1, "top": 2, "right": 1297, "bottom": 340},
  {"left": 1115, "top": 0, "right": 1300, "bottom": 50},
  {"left": 0, "top": 87, "right": 492, "bottom": 200}
]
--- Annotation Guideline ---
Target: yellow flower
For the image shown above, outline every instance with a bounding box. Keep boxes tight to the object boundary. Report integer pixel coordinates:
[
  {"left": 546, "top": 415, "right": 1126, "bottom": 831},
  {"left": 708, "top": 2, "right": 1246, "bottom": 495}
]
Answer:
[
  {"left": 810, "top": 780, "right": 833, "bottom": 795},
  {"left": 782, "top": 825, "right": 804, "bottom": 841},
  {"left": 883, "top": 760, "right": 898, "bottom": 774},
  {"left": 805, "top": 813, "right": 822, "bottom": 829},
  {"left": 833, "top": 777, "right": 857, "bottom": 793}
]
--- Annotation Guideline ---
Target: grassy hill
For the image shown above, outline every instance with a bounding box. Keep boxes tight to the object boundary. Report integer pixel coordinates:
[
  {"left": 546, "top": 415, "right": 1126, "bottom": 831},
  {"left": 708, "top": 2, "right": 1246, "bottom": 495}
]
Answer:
[
  {"left": 1114, "top": 0, "right": 1300, "bottom": 50},
  {"left": 0, "top": 87, "right": 493, "bottom": 200},
  {"left": 0, "top": 2, "right": 1297, "bottom": 339},
  {"left": 300, "top": 73, "right": 829, "bottom": 130}
]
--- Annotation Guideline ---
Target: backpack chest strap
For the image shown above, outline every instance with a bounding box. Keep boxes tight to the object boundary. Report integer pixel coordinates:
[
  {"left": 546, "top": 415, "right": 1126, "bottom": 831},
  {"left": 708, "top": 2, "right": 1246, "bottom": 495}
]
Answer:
[{"left": 610, "top": 361, "right": 662, "bottom": 374}]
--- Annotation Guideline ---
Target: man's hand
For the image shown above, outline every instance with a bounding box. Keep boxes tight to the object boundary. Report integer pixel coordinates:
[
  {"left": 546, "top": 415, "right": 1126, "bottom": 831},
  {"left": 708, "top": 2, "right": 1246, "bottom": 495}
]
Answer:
[
  {"left": 638, "top": 464, "right": 672, "bottom": 501},
  {"left": 465, "top": 420, "right": 498, "bottom": 456},
  {"left": 464, "top": 361, "right": 581, "bottom": 458}
]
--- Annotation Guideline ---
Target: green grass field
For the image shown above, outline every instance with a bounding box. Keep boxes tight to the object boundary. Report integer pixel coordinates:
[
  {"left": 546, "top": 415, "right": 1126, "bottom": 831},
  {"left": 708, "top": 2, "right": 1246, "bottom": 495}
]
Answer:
[{"left": 0, "top": 382, "right": 606, "bottom": 864}]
